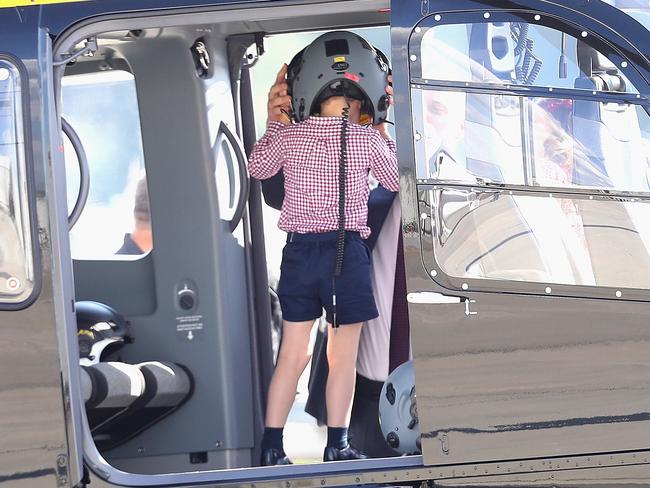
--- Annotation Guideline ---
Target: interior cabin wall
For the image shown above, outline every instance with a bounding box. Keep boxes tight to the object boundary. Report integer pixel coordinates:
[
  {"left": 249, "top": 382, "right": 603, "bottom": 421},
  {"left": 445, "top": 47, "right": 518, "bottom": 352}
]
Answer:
[{"left": 68, "top": 30, "right": 256, "bottom": 473}]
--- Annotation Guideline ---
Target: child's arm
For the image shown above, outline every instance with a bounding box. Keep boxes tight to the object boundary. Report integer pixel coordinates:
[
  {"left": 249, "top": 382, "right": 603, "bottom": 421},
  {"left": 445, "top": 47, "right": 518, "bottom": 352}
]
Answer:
[
  {"left": 370, "top": 133, "right": 399, "bottom": 192},
  {"left": 248, "top": 121, "right": 287, "bottom": 180}
]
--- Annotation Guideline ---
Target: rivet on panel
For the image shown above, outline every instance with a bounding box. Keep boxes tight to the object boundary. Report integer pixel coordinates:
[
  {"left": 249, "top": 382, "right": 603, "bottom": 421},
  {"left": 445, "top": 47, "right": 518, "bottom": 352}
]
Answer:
[
  {"left": 410, "top": 54, "right": 418, "bottom": 62},
  {"left": 434, "top": 14, "right": 442, "bottom": 21},
  {"left": 534, "top": 14, "right": 541, "bottom": 21},
  {"left": 545, "top": 287, "right": 552, "bottom": 294},
  {"left": 462, "top": 283, "right": 469, "bottom": 290},
  {"left": 415, "top": 27, "right": 422, "bottom": 33},
  {"left": 622, "top": 61, "right": 628, "bottom": 68},
  {"left": 616, "top": 290, "right": 622, "bottom": 298},
  {"left": 430, "top": 269, "right": 438, "bottom": 277},
  {"left": 415, "top": 132, "right": 422, "bottom": 141},
  {"left": 484, "top": 12, "right": 491, "bottom": 18},
  {"left": 581, "top": 31, "right": 588, "bottom": 38},
  {"left": 0, "top": 68, "right": 9, "bottom": 81}
]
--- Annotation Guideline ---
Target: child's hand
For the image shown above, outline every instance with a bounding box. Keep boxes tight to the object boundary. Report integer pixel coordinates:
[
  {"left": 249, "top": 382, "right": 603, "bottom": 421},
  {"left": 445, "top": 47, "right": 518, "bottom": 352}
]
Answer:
[
  {"left": 372, "top": 75, "right": 393, "bottom": 139},
  {"left": 267, "top": 64, "right": 292, "bottom": 125}
]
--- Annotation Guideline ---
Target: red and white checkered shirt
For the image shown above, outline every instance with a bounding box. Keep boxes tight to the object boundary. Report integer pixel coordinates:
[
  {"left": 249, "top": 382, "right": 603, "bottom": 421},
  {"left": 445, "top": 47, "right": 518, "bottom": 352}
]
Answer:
[{"left": 248, "top": 117, "right": 399, "bottom": 238}]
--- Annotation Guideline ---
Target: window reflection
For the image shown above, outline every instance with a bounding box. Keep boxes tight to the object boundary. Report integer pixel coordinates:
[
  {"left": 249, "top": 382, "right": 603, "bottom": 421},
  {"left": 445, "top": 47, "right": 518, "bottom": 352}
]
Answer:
[
  {"left": 414, "top": 90, "right": 650, "bottom": 193},
  {"left": 0, "top": 61, "right": 34, "bottom": 304},
  {"left": 416, "top": 21, "right": 637, "bottom": 93},
  {"left": 432, "top": 188, "right": 650, "bottom": 289},
  {"left": 62, "top": 71, "right": 151, "bottom": 260}
]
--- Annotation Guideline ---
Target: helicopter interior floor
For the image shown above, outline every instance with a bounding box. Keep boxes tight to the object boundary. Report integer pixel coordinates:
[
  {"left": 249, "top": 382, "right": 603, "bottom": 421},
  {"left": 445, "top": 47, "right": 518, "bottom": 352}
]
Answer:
[{"left": 55, "top": 0, "right": 409, "bottom": 478}]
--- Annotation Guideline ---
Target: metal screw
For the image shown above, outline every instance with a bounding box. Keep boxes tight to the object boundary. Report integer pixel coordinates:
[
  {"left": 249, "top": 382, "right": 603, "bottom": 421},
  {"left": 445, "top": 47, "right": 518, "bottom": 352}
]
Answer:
[{"left": 57, "top": 455, "right": 67, "bottom": 467}]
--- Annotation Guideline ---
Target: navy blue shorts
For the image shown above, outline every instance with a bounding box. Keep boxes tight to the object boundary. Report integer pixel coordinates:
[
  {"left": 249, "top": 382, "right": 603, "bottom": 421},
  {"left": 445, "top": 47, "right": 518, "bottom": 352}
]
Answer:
[{"left": 277, "top": 231, "right": 379, "bottom": 326}]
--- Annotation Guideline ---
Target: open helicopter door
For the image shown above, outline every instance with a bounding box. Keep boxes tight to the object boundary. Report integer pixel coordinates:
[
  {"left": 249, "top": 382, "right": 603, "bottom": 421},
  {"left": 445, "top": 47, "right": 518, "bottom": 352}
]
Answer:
[
  {"left": 0, "top": 10, "right": 84, "bottom": 488},
  {"left": 392, "top": 0, "right": 650, "bottom": 466}
]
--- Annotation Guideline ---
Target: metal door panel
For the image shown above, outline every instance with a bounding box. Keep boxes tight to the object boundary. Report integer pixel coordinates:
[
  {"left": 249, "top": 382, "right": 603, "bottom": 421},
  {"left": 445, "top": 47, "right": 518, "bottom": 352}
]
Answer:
[
  {"left": 0, "top": 7, "right": 82, "bottom": 487},
  {"left": 392, "top": 0, "right": 650, "bottom": 466}
]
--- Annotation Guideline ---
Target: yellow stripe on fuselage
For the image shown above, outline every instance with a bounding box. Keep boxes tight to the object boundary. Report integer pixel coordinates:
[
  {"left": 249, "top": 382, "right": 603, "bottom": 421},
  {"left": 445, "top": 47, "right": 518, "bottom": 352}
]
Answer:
[{"left": 0, "top": 0, "right": 86, "bottom": 7}]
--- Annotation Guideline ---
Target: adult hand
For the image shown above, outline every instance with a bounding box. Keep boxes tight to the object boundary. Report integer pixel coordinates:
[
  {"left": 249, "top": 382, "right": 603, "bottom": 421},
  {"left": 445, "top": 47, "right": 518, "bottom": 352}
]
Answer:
[
  {"left": 373, "top": 74, "right": 393, "bottom": 139},
  {"left": 267, "top": 63, "right": 292, "bottom": 125}
]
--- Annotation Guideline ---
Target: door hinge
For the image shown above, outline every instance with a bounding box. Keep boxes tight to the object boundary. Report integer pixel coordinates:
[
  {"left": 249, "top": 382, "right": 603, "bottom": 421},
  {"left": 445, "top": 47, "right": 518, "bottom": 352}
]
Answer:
[
  {"left": 55, "top": 454, "right": 69, "bottom": 487},
  {"left": 421, "top": 0, "right": 430, "bottom": 16},
  {"left": 440, "top": 433, "right": 450, "bottom": 454},
  {"left": 53, "top": 38, "right": 97, "bottom": 67}
]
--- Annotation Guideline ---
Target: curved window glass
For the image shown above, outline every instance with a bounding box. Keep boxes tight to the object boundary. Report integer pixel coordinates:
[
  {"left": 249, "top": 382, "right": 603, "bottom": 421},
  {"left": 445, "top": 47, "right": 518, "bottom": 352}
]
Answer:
[
  {"left": 0, "top": 60, "right": 35, "bottom": 305},
  {"left": 412, "top": 17, "right": 650, "bottom": 295}
]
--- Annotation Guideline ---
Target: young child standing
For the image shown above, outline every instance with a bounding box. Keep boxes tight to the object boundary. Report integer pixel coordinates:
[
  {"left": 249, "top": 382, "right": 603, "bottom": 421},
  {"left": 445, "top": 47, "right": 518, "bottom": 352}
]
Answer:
[{"left": 248, "top": 31, "right": 399, "bottom": 465}]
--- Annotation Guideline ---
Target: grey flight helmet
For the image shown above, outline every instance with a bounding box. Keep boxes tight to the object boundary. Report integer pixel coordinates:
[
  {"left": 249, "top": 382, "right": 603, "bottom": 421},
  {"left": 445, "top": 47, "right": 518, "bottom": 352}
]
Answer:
[
  {"left": 287, "top": 31, "right": 391, "bottom": 124},
  {"left": 378, "top": 360, "right": 421, "bottom": 455}
]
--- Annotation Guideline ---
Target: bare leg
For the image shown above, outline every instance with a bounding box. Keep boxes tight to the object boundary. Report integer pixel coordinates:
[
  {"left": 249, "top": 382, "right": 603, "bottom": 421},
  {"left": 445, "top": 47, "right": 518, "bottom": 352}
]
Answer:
[
  {"left": 265, "top": 319, "right": 315, "bottom": 427},
  {"left": 325, "top": 322, "right": 364, "bottom": 427}
]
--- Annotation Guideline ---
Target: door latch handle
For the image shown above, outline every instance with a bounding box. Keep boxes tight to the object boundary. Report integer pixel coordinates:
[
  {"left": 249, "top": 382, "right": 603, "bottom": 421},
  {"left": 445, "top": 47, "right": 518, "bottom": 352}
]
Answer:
[
  {"left": 465, "top": 299, "right": 477, "bottom": 316},
  {"left": 407, "top": 292, "right": 478, "bottom": 317},
  {"left": 407, "top": 292, "right": 461, "bottom": 304}
]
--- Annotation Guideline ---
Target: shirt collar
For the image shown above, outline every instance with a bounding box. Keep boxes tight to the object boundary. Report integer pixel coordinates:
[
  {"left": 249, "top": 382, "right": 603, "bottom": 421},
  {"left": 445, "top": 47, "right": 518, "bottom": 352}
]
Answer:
[{"left": 305, "top": 115, "right": 361, "bottom": 127}]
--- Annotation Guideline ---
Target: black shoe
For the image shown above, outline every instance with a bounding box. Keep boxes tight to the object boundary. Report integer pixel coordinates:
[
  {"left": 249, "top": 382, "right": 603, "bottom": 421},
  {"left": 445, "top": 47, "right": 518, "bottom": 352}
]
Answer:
[
  {"left": 323, "top": 444, "right": 368, "bottom": 462},
  {"left": 261, "top": 447, "right": 293, "bottom": 466}
]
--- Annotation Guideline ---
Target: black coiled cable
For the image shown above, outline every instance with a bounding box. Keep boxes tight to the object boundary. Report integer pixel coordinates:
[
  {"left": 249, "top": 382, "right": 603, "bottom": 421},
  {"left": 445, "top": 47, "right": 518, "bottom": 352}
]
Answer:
[{"left": 332, "top": 97, "right": 350, "bottom": 328}]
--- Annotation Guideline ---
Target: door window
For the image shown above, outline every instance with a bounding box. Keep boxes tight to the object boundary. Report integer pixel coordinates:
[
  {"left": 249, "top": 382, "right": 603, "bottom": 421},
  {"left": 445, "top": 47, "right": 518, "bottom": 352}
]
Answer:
[
  {"left": 62, "top": 71, "right": 152, "bottom": 259},
  {"left": 410, "top": 17, "right": 650, "bottom": 295},
  {"left": 412, "top": 20, "right": 638, "bottom": 92},
  {"left": 0, "top": 60, "right": 36, "bottom": 306},
  {"left": 415, "top": 90, "right": 650, "bottom": 192}
]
